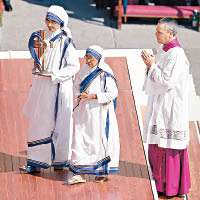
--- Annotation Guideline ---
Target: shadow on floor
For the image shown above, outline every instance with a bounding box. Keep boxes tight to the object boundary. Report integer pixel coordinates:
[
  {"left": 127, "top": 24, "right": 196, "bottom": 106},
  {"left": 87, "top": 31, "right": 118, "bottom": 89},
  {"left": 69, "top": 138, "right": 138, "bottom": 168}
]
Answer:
[
  {"left": 22, "top": 0, "right": 117, "bottom": 28},
  {"left": 0, "top": 152, "right": 149, "bottom": 180}
]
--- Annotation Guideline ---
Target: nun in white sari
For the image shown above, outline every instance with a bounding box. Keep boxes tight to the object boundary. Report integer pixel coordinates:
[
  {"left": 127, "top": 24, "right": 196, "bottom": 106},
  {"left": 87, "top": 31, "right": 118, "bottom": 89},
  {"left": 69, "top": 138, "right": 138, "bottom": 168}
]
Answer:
[
  {"left": 68, "top": 46, "right": 120, "bottom": 185},
  {"left": 20, "top": 5, "right": 80, "bottom": 173}
]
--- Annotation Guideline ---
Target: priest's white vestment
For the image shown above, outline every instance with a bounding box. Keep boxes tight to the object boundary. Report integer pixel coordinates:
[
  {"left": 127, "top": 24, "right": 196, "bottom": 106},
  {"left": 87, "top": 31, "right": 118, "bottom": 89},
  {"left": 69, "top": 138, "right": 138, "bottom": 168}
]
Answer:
[{"left": 143, "top": 46, "right": 190, "bottom": 150}]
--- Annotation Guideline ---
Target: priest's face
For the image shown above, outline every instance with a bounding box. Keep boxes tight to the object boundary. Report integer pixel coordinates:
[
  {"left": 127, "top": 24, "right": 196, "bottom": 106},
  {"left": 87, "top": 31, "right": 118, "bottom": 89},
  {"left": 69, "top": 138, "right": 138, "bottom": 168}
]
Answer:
[
  {"left": 85, "top": 54, "right": 99, "bottom": 68},
  {"left": 45, "top": 18, "right": 60, "bottom": 32},
  {"left": 156, "top": 23, "right": 173, "bottom": 44}
]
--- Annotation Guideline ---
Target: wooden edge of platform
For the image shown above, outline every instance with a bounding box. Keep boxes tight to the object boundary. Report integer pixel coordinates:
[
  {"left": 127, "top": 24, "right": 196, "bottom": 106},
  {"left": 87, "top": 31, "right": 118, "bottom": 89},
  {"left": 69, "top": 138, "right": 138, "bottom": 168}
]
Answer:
[{"left": 194, "top": 121, "right": 200, "bottom": 145}]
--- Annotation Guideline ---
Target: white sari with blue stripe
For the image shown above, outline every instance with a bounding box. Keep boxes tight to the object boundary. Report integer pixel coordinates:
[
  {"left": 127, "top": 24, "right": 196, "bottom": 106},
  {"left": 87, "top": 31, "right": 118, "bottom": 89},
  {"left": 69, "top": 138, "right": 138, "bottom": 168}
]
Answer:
[
  {"left": 24, "top": 28, "right": 80, "bottom": 168},
  {"left": 70, "top": 63, "right": 120, "bottom": 175}
]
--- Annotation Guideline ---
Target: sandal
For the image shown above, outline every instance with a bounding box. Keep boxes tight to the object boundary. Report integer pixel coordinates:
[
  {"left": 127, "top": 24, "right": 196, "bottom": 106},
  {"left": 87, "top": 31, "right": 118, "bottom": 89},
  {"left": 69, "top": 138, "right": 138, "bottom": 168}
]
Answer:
[
  {"left": 67, "top": 175, "right": 86, "bottom": 185},
  {"left": 177, "top": 194, "right": 186, "bottom": 197},
  {"left": 94, "top": 175, "right": 108, "bottom": 183},
  {"left": 19, "top": 165, "right": 40, "bottom": 174},
  {"left": 54, "top": 166, "right": 66, "bottom": 170}
]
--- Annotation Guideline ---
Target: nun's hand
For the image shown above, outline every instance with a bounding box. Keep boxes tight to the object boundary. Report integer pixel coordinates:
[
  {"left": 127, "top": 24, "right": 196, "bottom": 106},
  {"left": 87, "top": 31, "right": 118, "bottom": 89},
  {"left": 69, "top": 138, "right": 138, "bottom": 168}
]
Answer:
[
  {"left": 37, "top": 73, "right": 51, "bottom": 78},
  {"left": 78, "top": 92, "right": 97, "bottom": 101}
]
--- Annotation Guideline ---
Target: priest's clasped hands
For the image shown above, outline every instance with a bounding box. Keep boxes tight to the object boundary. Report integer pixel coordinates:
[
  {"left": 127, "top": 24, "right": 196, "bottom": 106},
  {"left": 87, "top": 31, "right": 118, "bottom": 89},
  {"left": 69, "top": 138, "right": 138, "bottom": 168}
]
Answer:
[{"left": 141, "top": 50, "right": 155, "bottom": 68}]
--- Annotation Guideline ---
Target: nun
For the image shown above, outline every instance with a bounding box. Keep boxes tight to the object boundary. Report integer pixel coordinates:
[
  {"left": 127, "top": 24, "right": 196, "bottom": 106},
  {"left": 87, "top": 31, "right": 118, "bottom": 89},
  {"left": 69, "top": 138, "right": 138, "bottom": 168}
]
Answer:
[
  {"left": 20, "top": 5, "right": 80, "bottom": 173},
  {"left": 68, "top": 45, "right": 120, "bottom": 185}
]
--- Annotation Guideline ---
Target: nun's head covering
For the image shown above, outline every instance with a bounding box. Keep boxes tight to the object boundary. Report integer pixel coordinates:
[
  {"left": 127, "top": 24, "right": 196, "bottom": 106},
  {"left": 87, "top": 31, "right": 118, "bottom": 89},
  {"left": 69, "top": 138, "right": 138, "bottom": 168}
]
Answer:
[
  {"left": 46, "top": 5, "right": 72, "bottom": 38},
  {"left": 85, "top": 45, "right": 113, "bottom": 74},
  {"left": 86, "top": 45, "right": 104, "bottom": 63}
]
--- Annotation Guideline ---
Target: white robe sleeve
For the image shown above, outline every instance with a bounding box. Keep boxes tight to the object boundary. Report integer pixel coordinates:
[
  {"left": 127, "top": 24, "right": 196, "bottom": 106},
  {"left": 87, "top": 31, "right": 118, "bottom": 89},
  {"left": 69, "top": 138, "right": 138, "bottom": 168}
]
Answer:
[
  {"left": 147, "top": 49, "right": 187, "bottom": 89},
  {"left": 73, "top": 72, "right": 82, "bottom": 97},
  {"left": 51, "top": 44, "right": 80, "bottom": 84},
  {"left": 96, "top": 75, "right": 118, "bottom": 104}
]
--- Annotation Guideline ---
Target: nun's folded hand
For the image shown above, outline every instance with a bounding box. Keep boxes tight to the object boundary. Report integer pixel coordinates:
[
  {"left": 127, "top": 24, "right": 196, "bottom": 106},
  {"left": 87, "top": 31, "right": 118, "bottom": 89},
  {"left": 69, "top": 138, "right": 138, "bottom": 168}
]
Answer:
[
  {"left": 78, "top": 92, "right": 97, "bottom": 101},
  {"left": 37, "top": 73, "right": 51, "bottom": 78}
]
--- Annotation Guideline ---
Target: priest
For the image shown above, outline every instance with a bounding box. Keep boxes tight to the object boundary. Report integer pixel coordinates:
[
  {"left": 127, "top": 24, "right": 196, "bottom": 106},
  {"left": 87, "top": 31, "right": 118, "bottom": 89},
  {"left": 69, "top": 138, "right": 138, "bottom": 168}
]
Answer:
[{"left": 141, "top": 17, "right": 191, "bottom": 197}]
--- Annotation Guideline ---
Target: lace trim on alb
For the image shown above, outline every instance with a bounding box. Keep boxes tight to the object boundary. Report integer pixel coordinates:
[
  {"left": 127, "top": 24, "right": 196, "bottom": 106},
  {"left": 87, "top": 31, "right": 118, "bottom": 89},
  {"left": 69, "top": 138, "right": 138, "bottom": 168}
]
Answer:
[{"left": 150, "top": 125, "right": 186, "bottom": 141}]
